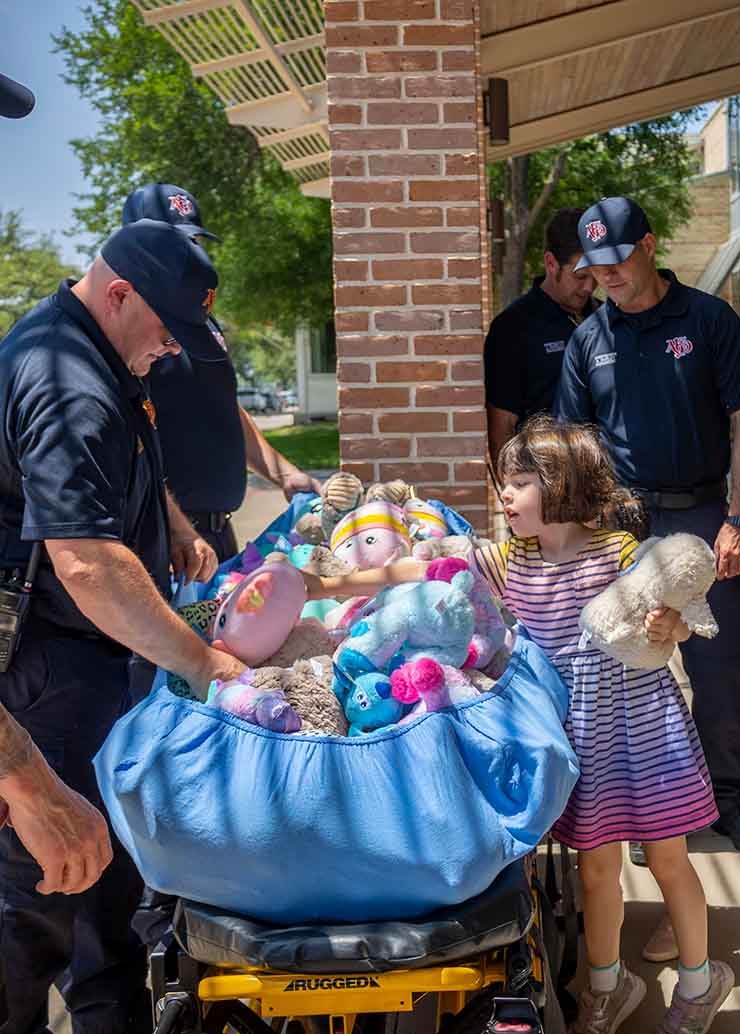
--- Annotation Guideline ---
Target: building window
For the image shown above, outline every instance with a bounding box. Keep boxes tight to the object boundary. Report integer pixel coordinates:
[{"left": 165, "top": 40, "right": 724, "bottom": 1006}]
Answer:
[{"left": 310, "top": 321, "right": 336, "bottom": 374}]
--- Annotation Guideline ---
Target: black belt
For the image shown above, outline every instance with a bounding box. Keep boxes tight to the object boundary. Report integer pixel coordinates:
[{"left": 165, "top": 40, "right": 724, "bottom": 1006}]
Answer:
[
  {"left": 187, "top": 510, "right": 232, "bottom": 533},
  {"left": 632, "top": 479, "right": 726, "bottom": 510}
]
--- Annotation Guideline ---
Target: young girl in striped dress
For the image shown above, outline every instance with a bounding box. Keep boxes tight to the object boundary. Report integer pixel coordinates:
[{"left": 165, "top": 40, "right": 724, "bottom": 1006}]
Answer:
[{"left": 474, "top": 417, "right": 732, "bottom": 1034}]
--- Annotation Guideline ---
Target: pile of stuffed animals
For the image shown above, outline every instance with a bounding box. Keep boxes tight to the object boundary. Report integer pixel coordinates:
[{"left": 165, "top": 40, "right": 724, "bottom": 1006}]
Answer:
[
  {"left": 170, "top": 472, "right": 516, "bottom": 737},
  {"left": 170, "top": 472, "right": 721, "bottom": 740}
]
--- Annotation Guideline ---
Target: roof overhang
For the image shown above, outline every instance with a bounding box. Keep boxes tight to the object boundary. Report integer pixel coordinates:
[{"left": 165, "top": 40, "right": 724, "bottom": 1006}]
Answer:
[{"left": 130, "top": 0, "right": 740, "bottom": 196}]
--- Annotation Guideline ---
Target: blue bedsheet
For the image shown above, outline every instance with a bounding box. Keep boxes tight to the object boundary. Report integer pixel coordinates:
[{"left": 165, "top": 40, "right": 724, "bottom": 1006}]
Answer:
[{"left": 95, "top": 634, "right": 578, "bottom": 925}]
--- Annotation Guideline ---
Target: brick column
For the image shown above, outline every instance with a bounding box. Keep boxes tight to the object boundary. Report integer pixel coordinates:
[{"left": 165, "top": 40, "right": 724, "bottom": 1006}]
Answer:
[{"left": 325, "top": 0, "right": 492, "bottom": 533}]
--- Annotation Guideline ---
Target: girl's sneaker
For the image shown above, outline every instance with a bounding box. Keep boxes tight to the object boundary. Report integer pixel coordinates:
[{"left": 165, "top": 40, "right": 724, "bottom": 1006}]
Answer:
[
  {"left": 572, "top": 965, "right": 647, "bottom": 1034},
  {"left": 643, "top": 913, "right": 679, "bottom": 963},
  {"left": 656, "top": 960, "right": 734, "bottom": 1033}
]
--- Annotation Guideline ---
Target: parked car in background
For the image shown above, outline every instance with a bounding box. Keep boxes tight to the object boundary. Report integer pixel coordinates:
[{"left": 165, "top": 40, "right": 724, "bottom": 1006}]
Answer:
[
  {"left": 278, "top": 389, "right": 298, "bottom": 411},
  {"left": 259, "top": 388, "right": 282, "bottom": 413},
  {"left": 236, "top": 386, "right": 267, "bottom": 412}
]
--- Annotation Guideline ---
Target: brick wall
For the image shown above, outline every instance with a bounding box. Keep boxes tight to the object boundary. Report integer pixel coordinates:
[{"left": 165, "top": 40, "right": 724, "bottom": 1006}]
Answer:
[{"left": 326, "top": 0, "right": 491, "bottom": 533}]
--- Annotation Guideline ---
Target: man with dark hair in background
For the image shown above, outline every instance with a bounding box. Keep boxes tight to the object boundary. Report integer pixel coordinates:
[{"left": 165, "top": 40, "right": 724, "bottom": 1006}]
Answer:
[{"left": 484, "top": 208, "right": 598, "bottom": 470}]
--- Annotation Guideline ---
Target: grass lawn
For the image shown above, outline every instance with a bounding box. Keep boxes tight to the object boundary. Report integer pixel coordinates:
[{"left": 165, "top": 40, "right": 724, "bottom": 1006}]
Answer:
[{"left": 263, "top": 420, "right": 339, "bottom": 470}]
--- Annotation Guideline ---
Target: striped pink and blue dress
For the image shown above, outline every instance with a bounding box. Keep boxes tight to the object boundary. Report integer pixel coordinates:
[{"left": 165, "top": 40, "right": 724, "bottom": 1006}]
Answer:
[{"left": 474, "top": 530, "right": 718, "bottom": 851}]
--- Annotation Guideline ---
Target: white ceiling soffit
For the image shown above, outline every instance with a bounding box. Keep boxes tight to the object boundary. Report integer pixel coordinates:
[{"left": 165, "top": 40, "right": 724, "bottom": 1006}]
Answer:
[{"left": 130, "top": 0, "right": 330, "bottom": 196}]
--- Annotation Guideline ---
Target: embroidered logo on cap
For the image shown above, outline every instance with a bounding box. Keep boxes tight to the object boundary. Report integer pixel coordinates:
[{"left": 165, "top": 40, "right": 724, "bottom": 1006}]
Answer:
[
  {"left": 665, "top": 336, "right": 693, "bottom": 359},
  {"left": 584, "top": 219, "right": 608, "bottom": 242},
  {"left": 168, "top": 194, "right": 194, "bottom": 217},
  {"left": 203, "top": 288, "right": 217, "bottom": 313}
]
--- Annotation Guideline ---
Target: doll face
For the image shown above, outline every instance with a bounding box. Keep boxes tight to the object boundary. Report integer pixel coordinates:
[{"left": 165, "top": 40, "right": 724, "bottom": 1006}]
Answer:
[
  {"left": 336, "top": 527, "right": 411, "bottom": 570},
  {"left": 500, "top": 472, "right": 543, "bottom": 539}
]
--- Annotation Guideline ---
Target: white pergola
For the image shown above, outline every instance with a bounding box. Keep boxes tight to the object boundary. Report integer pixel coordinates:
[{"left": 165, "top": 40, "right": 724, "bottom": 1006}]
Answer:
[
  {"left": 131, "top": 0, "right": 330, "bottom": 194},
  {"left": 131, "top": 0, "right": 740, "bottom": 197}
]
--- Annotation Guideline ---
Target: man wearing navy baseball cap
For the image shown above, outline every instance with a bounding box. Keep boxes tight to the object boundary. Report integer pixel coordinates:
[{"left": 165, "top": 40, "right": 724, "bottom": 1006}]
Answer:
[
  {"left": 120, "top": 182, "right": 320, "bottom": 570},
  {"left": 0, "top": 219, "right": 246, "bottom": 1032},
  {"left": 555, "top": 194, "right": 740, "bottom": 1032},
  {"left": 556, "top": 200, "right": 740, "bottom": 824}
]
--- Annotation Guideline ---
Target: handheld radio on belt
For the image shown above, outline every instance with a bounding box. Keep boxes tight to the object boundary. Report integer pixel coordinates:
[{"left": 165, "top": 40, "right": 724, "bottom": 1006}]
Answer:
[{"left": 0, "top": 542, "right": 41, "bottom": 673}]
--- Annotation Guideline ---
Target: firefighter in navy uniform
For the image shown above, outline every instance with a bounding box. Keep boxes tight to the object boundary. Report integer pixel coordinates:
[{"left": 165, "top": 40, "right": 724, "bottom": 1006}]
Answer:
[
  {"left": 0, "top": 219, "right": 244, "bottom": 1034},
  {"left": 555, "top": 196, "right": 740, "bottom": 849}
]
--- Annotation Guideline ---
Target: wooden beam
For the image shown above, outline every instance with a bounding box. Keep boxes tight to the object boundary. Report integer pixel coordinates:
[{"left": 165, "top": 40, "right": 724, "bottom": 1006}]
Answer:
[
  {"left": 191, "top": 32, "right": 324, "bottom": 77},
  {"left": 487, "top": 63, "right": 740, "bottom": 160},
  {"left": 481, "top": 0, "right": 740, "bottom": 77},
  {"left": 300, "top": 177, "right": 331, "bottom": 198},
  {"left": 139, "top": 0, "right": 233, "bottom": 26},
  {"left": 226, "top": 81, "right": 326, "bottom": 128},
  {"left": 232, "top": 0, "right": 313, "bottom": 113}
]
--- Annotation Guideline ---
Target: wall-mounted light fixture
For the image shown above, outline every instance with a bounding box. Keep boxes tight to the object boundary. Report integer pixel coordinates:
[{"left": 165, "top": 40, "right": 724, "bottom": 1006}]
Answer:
[{"left": 483, "top": 77, "right": 510, "bottom": 146}]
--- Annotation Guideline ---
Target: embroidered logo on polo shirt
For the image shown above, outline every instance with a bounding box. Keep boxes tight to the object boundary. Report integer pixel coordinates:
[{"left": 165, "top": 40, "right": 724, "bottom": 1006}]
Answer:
[
  {"left": 543, "top": 340, "right": 566, "bottom": 354},
  {"left": 142, "top": 398, "right": 157, "bottom": 428},
  {"left": 591, "top": 352, "right": 617, "bottom": 369},
  {"left": 168, "top": 194, "right": 194, "bottom": 216},
  {"left": 665, "top": 336, "right": 693, "bottom": 359},
  {"left": 584, "top": 219, "right": 608, "bottom": 242}
]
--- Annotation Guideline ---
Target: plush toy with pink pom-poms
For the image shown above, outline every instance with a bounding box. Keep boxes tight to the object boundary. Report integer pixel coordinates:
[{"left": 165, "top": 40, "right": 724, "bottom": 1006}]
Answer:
[{"left": 390, "top": 657, "right": 480, "bottom": 716}]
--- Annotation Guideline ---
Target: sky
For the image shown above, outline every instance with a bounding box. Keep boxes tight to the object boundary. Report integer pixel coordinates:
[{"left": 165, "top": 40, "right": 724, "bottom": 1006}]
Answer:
[{"left": 1, "top": 0, "right": 101, "bottom": 265}]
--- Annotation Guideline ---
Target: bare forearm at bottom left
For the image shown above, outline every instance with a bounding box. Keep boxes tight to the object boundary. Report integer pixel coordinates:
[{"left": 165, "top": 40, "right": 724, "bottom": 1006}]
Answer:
[{"left": 0, "top": 705, "right": 33, "bottom": 782}]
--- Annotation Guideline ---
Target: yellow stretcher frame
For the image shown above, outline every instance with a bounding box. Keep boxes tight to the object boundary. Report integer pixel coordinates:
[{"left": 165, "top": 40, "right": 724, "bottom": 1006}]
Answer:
[{"left": 196, "top": 890, "right": 544, "bottom": 1033}]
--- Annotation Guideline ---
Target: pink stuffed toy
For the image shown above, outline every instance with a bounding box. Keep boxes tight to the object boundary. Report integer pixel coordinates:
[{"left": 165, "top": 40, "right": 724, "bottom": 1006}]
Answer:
[
  {"left": 390, "top": 657, "right": 479, "bottom": 717},
  {"left": 208, "top": 671, "right": 302, "bottom": 733},
  {"left": 212, "top": 560, "right": 307, "bottom": 666},
  {"left": 329, "top": 502, "right": 411, "bottom": 570}
]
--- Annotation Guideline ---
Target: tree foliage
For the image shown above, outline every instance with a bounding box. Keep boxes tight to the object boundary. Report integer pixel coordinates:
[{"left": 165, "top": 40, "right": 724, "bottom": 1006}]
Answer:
[
  {"left": 54, "top": 0, "right": 333, "bottom": 334},
  {"left": 490, "top": 113, "right": 702, "bottom": 304},
  {"left": 0, "top": 211, "right": 80, "bottom": 335}
]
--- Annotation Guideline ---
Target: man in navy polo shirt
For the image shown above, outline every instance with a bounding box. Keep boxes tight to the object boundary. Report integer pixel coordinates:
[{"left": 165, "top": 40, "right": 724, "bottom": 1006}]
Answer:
[
  {"left": 484, "top": 208, "right": 597, "bottom": 467},
  {"left": 555, "top": 196, "right": 740, "bottom": 848},
  {"left": 0, "top": 220, "right": 245, "bottom": 1033},
  {"left": 122, "top": 183, "right": 321, "bottom": 562},
  {"left": 0, "top": 72, "right": 114, "bottom": 903}
]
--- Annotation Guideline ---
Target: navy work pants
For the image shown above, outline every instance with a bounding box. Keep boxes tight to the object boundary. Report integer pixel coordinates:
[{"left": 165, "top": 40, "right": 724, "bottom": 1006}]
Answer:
[
  {"left": 0, "top": 627, "right": 147, "bottom": 1034},
  {"left": 648, "top": 501, "right": 740, "bottom": 820}
]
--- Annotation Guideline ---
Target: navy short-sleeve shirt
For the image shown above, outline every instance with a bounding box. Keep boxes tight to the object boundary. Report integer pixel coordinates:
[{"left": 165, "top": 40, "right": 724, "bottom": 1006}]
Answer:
[
  {"left": 484, "top": 278, "right": 597, "bottom": 422},
  {"left": 554, "top": 270, "right": 740, "bottom": 490},
  {"left": 146, "top": 323, "right": 246, "bottom": 513},
  {"left": 0, "top": 280, "right": 171, "bottom": 635}
]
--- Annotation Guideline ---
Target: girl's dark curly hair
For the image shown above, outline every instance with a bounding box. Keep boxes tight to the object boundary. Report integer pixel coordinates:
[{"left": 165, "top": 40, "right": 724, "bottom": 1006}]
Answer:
[{"left": 497, "top": 416, "right": 619, "bottom": 526}]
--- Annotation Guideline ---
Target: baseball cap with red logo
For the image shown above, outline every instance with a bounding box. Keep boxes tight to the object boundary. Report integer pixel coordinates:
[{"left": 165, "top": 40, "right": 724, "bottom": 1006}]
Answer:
[
  {"left": 122, "top": 183, "right": 222, "bottom": 242},
  {"left": 102, "top": 219, "right": 220, "bottom": 360},
  {"left": 574, "top": 196, "right": 652, "bottom": 270}
]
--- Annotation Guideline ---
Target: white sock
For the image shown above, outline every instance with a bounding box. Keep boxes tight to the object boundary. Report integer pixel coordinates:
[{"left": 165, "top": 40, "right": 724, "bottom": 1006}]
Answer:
[
  {"left": 589, "top": 960, "right": 621, "bottom": 994},
  {"left": 678, "top": 959, "right": 711, "bottom": 1000}
]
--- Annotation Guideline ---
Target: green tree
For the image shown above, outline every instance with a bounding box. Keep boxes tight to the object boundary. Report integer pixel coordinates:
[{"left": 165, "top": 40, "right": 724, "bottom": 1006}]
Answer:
[
  {"left": 0, "top": 211, "right": 80, "bottom": 335},
  {"left": 54, "top": 0, "right": 333, "bottom": 335},
  {"left": 491, "top": 113, "right": 701, "bottom": 305},
  {"left": 227, "top": 327, "right": 297, "bottom": 389}
]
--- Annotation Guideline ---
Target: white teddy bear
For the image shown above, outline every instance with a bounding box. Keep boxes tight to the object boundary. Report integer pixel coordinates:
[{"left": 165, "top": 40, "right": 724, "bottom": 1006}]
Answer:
[{"left": 579, "top": 533, "right": 718, "bottom": 669}]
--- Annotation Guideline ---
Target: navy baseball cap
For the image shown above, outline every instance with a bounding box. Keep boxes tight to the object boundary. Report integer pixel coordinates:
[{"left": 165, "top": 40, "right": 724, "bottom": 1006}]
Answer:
[
  {"left": 0, "top": 73, "right": 35, "bottom": 119},
  {"left": 102, "top": 219, "right": 219, "bottom": 360},
  {"left": 575, "top": 197, "right": 652, "bottom": 270},
  {"left": 122, "top": 183, "right": 221, "bottom": 242}
]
